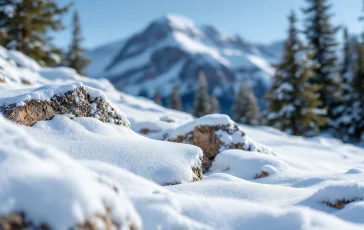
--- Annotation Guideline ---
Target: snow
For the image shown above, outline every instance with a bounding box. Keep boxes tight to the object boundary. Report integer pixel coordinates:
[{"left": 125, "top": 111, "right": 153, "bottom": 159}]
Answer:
[
  {"left": 312, "top": 181, "right": 364, "bottom": 203},
  {"left": 208, "top": 150, "right": 291, "bottom": 180},
  {"left": 0, "top": 82, "right": 108, "bottom": 107},
  {"left": 0, "top": 116, "right": 141, "bottom": 230},
  {"left": 25, "top": 115, "right": 202, "bottom": 185},
  {"left": 168, "top": 114, "right": 235, "bottom": 139},
  {"left": 1, "top": 45, "right": 364, "bottom": 229}
]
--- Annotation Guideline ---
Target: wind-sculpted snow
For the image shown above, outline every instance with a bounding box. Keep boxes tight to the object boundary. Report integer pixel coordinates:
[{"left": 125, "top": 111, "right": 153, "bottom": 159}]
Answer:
[
  {"left": 25, "top": 115, "right": 203, "bottom": 185},
  {"left": 0, "top": 116, "right": 141, "bottom": 230},
  {"left": 1, "top": 45, "right": 364, "bottom": 229}
]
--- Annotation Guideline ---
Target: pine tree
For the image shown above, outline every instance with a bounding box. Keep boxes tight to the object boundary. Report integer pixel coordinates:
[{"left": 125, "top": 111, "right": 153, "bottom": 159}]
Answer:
[
  {"left": 335, "top": 2, "right": 364, "bottom": 142},
  {"left": 0, "top": 0, "right": 72, "bottom": 66},
  {"left": 154, "top": 88, "right": 162, "bottom": 105},
  {"left": 341, "top": 27, "right": 351, "bottom": 76},
  {"left": 302, "top": 0, "right": 342, "bottom": 120},
  {"left": 170, "top": 84, "right": 182, "bottom": 111},
  {"left": 210, "top": 94, "right": 220, "bottom": 114},
  {"left": 232, "top": 82, "right": 259, "bottom": 125},
  {"left": 193, "top": 72, "right": 211, "bottom": 117},
  {"left": 65, "top": 10, "right": 90, "bottom": 76},
  {"left": 266, "top": 11, "right": 326, "bottom": 136}
]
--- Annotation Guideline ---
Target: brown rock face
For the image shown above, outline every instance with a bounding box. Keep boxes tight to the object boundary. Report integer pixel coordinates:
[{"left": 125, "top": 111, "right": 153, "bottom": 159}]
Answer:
[
  {"left": 325, "top": 199, "right": 361, "bottom": 209},
  {"left": 0, "top": 86, "right": 129, "bottom": 127},
  {"left": 255, "top": 171, "right": 269, "bottom": 179},
  {"left": 168, "top": 121, "right": 272, "bottom": 172}
]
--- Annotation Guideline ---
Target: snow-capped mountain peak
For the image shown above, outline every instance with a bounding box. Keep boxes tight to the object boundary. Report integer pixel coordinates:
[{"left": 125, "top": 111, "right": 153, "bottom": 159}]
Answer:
[{"left": 86, "top": 14, "right": 283, "bottom": 113}]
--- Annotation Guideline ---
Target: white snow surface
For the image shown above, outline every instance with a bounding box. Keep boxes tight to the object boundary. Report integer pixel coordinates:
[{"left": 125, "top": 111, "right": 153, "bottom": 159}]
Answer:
[
  {"left": 0, "top": 116, "right": 141, "bottom": 230},
  {"left": 1, "top": 45, "right": 364, "bottom": 229}
]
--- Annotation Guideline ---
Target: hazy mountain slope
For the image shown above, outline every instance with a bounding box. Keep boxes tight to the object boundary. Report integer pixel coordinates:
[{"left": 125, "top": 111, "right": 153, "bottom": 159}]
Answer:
[{"left": 86, "top": 14, "right": 283, "bottom": 113}]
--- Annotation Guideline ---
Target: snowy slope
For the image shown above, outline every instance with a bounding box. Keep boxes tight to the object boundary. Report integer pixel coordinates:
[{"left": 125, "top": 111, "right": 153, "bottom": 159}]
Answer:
[
  {"left": 1, "top": 46, "right": 364, "bottom": 229},
  {"left": 85, "top": 14, "right": 283, "bottom": 113}
]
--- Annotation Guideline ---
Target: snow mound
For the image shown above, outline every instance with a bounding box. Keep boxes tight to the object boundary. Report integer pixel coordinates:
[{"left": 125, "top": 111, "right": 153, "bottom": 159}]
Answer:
[
  {"left": 336, "top": 201, "right": 364, "bottom": 224},
  {"left": 167, "top": 114, "right": 273, "bottom": 171},
  {"left": 312, "top": 181, "right": 364, "bottom": 206},
  {"left": 209, "top": 150, "right": 291, "bottom": 179},
  {"left": 0, "top": 115, "right": 141, "bottom": 230},
  {"left": 26, "top": 115, "right": 203, "bottom": 185}
]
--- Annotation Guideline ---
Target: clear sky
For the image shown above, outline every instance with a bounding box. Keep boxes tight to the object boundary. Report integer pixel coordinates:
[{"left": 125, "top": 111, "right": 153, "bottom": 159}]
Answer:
[{"left": 54, "top": 0, "right": 363, "bottom": 49}]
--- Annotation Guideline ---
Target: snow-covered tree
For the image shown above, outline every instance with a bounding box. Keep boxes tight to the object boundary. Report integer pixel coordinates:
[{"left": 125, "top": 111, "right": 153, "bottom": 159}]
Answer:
[
  {"left": 154, "top": 88, "right": 162, "bottom": 105},
  {"left": 302, "top": 0, "right": 342, "bottom": 121},
  {"left": 0, "top": 0, "right": 71, "bottom": 66},
  {"left": 232, "top": 82, "right": 259, "bottom": 125},
  {"left": 170, "top": 84, "right": 182, "bottom": 111},
  {"left": 193, "top": 72, "right": 211, "bottom": 117},
  {"left": 210, "top": 94, "right": 220, "bottom": 114},
  {"left": 65, "top": 10, "right": 90, "bottom": 76},
  {"left": 266, "top": 11, "right": 326, "bottom": 136}
]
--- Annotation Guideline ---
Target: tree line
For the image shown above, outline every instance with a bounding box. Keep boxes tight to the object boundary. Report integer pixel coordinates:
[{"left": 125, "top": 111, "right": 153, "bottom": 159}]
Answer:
[
  {"left": 156, "top": 0, "right": 364, "bottom": 143},
  {"left": 0, "top": 0, "right": 89, "bottom": 75}
]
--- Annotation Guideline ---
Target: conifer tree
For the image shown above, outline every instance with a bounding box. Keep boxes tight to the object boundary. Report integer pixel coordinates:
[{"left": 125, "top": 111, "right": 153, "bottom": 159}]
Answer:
[
  {"left": 341, "top": 27, "right": 351, "bottom": 76},
  {"left": 65, "top": 10, "right": 90, "bottom": 76},
  {"left": 0, "top": 0, "right": 72, "bottom": 66},
  {"left": 154, "top": 88, "right": 162, "bottom": 105},
  {"left": 232, "top": 82, "right": 259, "bottom": 125},
  {"left": 302, "top": 0, "right": 342, "bottom": 119},
  {"left": 335, "top": 2, "right": 364, "bottom": 142},
  {"left": 210, "top": 94, "right": 220, "bottom": 114},
  {"left": 266, "top": 11, "right": 326, "bottom": 136},
  {"left": 170, "top": 84, "right": 183, "bottom": 111},
  {"left": 193, "top": 72, "right": 211, "bottom": 117}
]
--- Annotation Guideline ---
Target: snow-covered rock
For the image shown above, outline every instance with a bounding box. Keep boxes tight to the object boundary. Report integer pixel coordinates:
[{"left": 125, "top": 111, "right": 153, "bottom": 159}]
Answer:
[
  {"left": 312, "top": 181, "right": 364, "bottom": 209},
  {"left": 0, "top": 116, "right": 141, "bottom": 230},
  {"left": 0, "top": 83, "right": 129, "bottom": 127},
  {"left": 167, "top": 114, "right": 273, "bottom": 171},
  {"left": 209, "top": 149, "right": 289, "bottom": 180}
]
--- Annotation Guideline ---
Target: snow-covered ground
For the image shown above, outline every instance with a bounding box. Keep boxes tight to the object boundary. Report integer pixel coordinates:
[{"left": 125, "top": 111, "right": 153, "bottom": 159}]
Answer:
[{"left": 1, "top": 45, "right": 364, "bottom": 229}]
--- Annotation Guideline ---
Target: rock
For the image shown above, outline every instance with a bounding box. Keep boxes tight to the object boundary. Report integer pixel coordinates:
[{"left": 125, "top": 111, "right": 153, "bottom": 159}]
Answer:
[
  {"left": 21, "top": 79, "right": 32, "bottom": 85},
  {"left": 160, "top": 116, "right": 175, "bottom": 123},
  {"left": 167, "top": 114, "right": 273, "bottom": 171},
  {"left": 325, "top": 200, "right": 354, "bottom": 209},
  {"left": 255, "top": 171, "right": 269, "bottom": 179},
  {"left": 0, "top": 85, "right": 130, "bottom": 127}
]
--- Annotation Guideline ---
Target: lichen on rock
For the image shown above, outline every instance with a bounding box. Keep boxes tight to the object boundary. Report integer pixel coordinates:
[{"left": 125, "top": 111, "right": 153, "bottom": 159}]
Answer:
[{"left": 0, "top": 84, "right": 130, "bottom": 127}]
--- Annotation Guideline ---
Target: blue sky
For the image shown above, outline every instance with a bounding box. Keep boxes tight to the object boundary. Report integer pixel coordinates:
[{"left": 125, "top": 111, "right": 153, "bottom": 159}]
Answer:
[{"left": 55, "top": 0, "right": 363, "bottom": 49}]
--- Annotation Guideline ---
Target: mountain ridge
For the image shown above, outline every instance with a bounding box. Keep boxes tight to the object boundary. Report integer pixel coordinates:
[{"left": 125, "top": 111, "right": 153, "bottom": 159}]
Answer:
[{"left": 86, "top": 14, "right": 284, "bottom": 113}]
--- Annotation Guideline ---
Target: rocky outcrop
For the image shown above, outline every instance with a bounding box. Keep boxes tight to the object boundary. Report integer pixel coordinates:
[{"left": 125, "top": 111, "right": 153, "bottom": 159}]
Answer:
[
  {"left": 0, "top": 85, "right": 129, "bottom": 127},
  {"left": 324, "top": 199, "right": 362, "bottom": 209},
  {"left": 167, "top": 115, "right": 273, "bottom": 171}
]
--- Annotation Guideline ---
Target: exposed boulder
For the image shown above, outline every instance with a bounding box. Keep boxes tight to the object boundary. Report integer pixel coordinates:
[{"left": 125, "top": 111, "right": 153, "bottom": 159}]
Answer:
[
  {"left": 0, "top": 83, "right": 130, "bottom": 127},
  {"left": 166, "top": 114, "right": 273, "bottom": 171}
]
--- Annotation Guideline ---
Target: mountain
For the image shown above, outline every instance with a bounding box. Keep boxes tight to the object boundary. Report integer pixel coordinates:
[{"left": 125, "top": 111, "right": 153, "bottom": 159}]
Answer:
[{"left": 86, "top": 14, "right": 283, "bottom": 113}]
